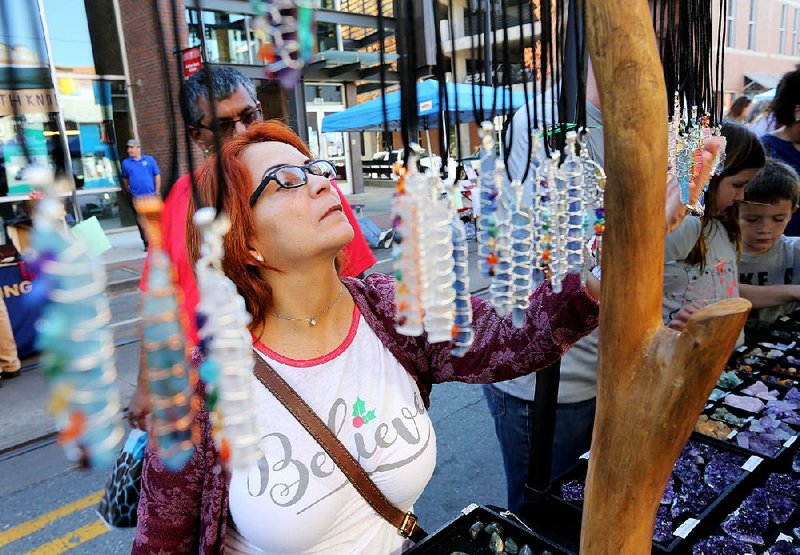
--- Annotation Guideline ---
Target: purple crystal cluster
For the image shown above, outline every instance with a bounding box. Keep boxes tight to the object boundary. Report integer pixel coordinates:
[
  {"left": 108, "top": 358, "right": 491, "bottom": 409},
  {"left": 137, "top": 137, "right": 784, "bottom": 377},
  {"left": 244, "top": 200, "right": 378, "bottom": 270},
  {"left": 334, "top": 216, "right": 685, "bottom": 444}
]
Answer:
[
  {"left": 736, "top": 416, "right": 795, "bottom": 457},
  {"left": 559, "top": 480, "right": 584, "bottom": 502},
  {"left": 658, "top": 440, "right": 747, "bottom": 544},
  {"left": 725, "top": 393, "right": 765, "bottom": 413},
  {"left": 692, "top": 535, "right": 756, "bottom": 554},
  {"left": 653, "top": 506, "right": 672, "bottom": 543},
  {"left": 717, "top": 474, "right": 799, "bottom": 547},
  {"left": 763, "top": 540, "right": 800, "bottom": 554},
  {"left": 742, "top": 381, "right": 781, "bottom": 401}
]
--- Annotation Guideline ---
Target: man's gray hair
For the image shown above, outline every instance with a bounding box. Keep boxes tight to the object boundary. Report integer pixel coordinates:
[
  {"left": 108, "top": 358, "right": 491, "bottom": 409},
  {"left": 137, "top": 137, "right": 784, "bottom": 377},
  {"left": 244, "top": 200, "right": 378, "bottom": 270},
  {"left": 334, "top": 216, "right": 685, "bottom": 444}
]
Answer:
[{"left": 179, "top": 66, "right": 258, "bottom": 127}]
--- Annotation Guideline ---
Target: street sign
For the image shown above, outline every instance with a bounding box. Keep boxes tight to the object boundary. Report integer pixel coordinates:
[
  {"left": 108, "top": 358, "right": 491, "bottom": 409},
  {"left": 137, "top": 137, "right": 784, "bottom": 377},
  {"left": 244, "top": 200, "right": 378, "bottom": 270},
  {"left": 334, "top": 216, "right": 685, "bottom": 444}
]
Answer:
[{"left": 181, "top": 47, "right": 202, "bottom": 80}]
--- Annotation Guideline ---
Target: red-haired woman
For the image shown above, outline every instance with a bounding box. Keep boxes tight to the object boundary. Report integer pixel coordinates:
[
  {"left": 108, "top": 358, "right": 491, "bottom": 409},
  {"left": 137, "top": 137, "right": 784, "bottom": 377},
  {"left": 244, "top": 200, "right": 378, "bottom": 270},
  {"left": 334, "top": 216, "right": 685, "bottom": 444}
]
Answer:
[{"left": 132, "top": 120, "right": 600, "bottom": 554}]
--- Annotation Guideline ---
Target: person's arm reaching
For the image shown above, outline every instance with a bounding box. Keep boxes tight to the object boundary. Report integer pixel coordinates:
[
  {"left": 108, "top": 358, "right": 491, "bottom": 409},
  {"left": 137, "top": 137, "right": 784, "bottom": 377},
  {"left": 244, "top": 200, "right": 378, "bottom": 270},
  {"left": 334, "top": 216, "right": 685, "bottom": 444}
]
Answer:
[{"left": 739, "top": 283, "right": 800, "bottom": 309}]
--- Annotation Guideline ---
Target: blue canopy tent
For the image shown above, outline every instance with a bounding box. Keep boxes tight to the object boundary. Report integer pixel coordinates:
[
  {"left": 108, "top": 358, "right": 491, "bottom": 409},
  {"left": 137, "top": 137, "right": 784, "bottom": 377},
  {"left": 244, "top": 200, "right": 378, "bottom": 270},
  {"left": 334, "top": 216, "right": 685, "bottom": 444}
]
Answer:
[{"left": 321, "top": 80, "right": 529, "bottom": 132}]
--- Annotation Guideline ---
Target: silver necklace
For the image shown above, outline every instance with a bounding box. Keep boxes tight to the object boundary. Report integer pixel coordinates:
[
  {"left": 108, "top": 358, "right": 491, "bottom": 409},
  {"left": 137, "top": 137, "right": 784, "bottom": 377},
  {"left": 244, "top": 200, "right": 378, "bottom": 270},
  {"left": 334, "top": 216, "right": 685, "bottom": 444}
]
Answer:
[{"left": 267, "top": 285, "right": 345, "bottom": 327}]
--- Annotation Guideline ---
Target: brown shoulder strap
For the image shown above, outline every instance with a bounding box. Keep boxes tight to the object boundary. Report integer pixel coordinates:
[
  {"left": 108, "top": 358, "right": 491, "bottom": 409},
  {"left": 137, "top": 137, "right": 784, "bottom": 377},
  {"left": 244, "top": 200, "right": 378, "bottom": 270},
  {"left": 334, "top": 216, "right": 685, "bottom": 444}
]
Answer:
[{"left": 252, "top": 354, "right": 427, "bottom": 543}]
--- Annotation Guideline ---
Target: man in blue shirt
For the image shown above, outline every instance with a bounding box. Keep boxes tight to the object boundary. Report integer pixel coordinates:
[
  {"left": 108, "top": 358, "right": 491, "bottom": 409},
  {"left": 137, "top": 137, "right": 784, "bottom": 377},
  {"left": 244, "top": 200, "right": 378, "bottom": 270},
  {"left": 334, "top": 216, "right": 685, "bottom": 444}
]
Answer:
[{"left": 121, "top": 139, "right": 161, "bottom": 248}]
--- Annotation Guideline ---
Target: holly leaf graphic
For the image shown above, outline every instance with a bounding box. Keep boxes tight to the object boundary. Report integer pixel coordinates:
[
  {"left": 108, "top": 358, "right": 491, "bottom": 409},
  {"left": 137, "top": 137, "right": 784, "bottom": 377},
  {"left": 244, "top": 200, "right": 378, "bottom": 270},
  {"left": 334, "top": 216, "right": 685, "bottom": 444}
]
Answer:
[
  {"left": 352, "top": 397, "right": 366, "bottom": 417},
  {"left": 363, "top": 410, "right": 376, "bottom": 424}
]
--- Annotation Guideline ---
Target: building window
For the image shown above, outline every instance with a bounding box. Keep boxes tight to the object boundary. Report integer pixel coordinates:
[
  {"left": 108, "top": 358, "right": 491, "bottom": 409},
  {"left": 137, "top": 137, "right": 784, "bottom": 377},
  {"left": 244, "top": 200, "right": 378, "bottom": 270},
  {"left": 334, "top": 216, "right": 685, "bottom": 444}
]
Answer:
[
  {"left": 726, "top": 0, "right": 736, "bottom": 48},
  {"left": 200, "top": 11, "right": 251, "bottom": 65},
  {"left": 42, "top": 0, "right": 124, "bottom": 75},
  {"left": 747, "top": 0, "right": 757, "bottom": 50},
  {"left": 794, "top": 8, "right": 799, "bottom": 56},
  {"left": 780, "top": 3, "right": 788, "bottom": 54}
]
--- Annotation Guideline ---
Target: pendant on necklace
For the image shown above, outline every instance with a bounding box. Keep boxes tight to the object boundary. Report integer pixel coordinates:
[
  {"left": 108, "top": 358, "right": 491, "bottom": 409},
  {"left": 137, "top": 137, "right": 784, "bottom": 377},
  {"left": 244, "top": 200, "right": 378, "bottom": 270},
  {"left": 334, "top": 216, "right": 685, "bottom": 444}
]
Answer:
[{"left": 310, "top": 318, "right": 317, "bottom": 326}]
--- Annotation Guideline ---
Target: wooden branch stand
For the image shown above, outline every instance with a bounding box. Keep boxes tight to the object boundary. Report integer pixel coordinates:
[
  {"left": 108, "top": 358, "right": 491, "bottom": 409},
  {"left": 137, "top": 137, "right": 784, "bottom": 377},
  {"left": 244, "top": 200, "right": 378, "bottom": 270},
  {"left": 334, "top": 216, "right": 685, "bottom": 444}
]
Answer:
[{"left": 579, "top": 1, "right": 751, "bottom": 552}]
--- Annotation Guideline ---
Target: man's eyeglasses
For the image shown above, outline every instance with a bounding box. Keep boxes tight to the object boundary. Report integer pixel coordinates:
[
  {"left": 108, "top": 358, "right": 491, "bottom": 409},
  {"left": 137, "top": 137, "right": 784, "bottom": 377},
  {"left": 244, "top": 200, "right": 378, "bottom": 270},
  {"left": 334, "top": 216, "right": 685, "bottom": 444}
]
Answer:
[
  {"left": 250, "top": 160, "right": 337, "bottom": 207},
  {"left": 194, "top": 105, "right": 262, "bottom": 137}
]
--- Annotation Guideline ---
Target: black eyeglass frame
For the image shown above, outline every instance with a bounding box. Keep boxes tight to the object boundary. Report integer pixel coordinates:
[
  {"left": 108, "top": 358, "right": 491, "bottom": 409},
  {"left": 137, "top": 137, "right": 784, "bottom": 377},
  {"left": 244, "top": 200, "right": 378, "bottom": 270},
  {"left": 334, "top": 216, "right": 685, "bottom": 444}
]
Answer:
[
  {"left": 249, "top": 159, "right": 337, "bottom": 207},
  {"left": 192, "top": 103, "right": 263, "bottom": 136}
]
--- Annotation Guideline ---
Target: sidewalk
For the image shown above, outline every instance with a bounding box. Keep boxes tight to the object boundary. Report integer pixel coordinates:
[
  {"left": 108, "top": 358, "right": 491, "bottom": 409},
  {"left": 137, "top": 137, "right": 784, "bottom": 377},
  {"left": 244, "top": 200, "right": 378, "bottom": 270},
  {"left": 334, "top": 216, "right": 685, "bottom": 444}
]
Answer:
[{"left": 1, "top": 185, "right": 396, "bottom": 455}]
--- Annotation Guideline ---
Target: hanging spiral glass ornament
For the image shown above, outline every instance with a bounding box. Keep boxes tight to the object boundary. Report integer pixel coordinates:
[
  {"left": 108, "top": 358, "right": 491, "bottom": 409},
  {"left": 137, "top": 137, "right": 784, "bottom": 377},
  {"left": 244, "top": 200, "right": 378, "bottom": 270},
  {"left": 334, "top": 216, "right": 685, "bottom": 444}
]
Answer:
[
  {"left": 251, "top": 0, "right": 316, "bottom": 89},
  {"left": 509, "top": 178, "right": 533, "bottom": 329},
  {"left": 420, "top": 172, "right": 457, "bottom": 343},
  {"left": 448, "top": 182, "right": 473, "bottom": 357},
  {"left": 490, "top": 163, "right": 514, "bottom": 316},
  {"left": 137, "top": 197, "right": 197, "bottom": 472},
  {"left": 31, "top": 166, "right": 124, "bottom": 470},
  {"left": 477, "top": 121, "right": 498, "bottom": 278},
  {"left": 194, "top": 208, "right": 260, "bottom": 470},
  {"left": 560, "top": 132, "right": 586, "bottom": 280},
  {"left": 392, "top": 159, "right": 424, "bottom": 336}
]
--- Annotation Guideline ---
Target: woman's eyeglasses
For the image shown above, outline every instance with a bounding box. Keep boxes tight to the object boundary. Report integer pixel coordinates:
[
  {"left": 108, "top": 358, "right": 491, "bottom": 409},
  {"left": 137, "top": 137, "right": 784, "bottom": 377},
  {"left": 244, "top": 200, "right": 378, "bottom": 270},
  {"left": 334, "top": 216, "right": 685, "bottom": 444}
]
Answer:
[
  {"left": 194, "top": 105, "right": 262, "bottom": 137},
  {"left": 249, "top": 160, "right": 337, "bottom": 207}
]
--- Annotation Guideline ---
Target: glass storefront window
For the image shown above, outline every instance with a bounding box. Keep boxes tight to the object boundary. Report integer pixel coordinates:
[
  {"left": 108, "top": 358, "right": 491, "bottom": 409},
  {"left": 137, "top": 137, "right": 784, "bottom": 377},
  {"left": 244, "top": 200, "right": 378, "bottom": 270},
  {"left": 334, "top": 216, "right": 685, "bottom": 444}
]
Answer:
[
  {"left": 77, "top": 190, "right": 120, "bottom": 229},
  {"left": 201, "top": 11, "right": 251, "bottom": 64},
  {"left": 0, "top": 0, "right": 48, "bottom": 67},
  {"left": 317, "top": 22, "right": 338, "bottom": 52},
  {"left": 0, "top": 111, "right": 66, "bottom": 198},
  {"left": 57, "top": 78, "right": 122, "bottom": 190},
  {"left": 186, "top": 8, "right": 203, "bottom": 49},
  {"left": 42, "top": 0, "right": 124, "bottom": 75},
  {"left": 305, "top": 84, "right": 343, "bottom": 104}
]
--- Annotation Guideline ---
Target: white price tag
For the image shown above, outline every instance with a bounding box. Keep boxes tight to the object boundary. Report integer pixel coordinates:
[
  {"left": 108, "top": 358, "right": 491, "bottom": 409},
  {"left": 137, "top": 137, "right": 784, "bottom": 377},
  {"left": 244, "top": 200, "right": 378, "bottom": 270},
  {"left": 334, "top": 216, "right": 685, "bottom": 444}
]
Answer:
[
  {"left": 579, "top": 450, "right": 590, "bottom": 460},
  {"left": 726, "top": 429, "right": 738, "bottom": 440},
  {"left": 742, "top": 455, "right": 762, "bottom": 472},
  {"left": 674, "top": 517, "right": 700, "bottom": 539},
  {"left": 785, "top": 435, "right": 797, "bottom": 448},
  {"left": 780, "top": 316, "right": 790, "bottom": 322},
  {"left": 777, "top": 533, "right": 794, "bottom": 543},
  {"left": 737, "top": 345, "right": 749, "bottom": 353}
]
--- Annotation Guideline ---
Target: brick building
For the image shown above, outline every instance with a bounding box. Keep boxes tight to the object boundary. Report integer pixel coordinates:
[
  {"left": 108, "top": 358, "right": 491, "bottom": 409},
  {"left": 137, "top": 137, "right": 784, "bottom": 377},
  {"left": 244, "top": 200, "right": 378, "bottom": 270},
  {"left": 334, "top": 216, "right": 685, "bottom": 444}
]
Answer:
[{"left": 720, "top": 0, "right": 800, "bottom": 102}]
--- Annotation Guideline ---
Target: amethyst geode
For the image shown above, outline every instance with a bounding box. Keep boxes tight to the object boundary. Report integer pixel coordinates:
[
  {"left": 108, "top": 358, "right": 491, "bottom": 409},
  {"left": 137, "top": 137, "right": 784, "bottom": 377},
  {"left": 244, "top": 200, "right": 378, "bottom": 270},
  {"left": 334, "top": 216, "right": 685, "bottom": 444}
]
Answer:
[
  {"left": 766, "top": 473, "right": 800, "bottom": 501},
  {"left": 653, "top": 505, "right": 673, "bottom": 543},
  {"left": 560, "top": 480, "right": 584, "bottom": 502},
  {"left": 704, "top": 452, "right": 746, "bottom": 493},
  {"left": 764, "top": 540, "right": 800, "bottom": 555},
  {"left": 721, "top": 488, "right": 770, "bottom": 545},
  {"left": 692, "top": 535, "right": 755, "bottom": 554}
]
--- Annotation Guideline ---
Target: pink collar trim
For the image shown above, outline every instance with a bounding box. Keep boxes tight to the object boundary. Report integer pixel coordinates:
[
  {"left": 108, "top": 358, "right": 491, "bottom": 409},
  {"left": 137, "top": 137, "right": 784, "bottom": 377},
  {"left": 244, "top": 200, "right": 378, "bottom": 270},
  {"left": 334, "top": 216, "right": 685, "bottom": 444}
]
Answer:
[{"left": 252, "top": 304, "right": 361, "bottom": 368}]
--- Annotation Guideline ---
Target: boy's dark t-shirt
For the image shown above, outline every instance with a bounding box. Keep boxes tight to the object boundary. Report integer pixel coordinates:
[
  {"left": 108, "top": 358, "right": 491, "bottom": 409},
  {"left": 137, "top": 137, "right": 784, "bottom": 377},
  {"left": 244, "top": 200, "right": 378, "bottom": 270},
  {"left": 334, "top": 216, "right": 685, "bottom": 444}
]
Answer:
[{"left": 739, "top": 236, "right": 800, "bottom": 323}]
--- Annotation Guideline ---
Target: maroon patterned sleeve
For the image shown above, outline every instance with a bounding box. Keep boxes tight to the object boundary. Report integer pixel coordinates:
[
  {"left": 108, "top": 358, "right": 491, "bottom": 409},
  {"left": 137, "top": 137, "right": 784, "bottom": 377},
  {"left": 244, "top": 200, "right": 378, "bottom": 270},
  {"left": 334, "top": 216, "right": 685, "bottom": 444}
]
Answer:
[
  {"left": 132, "top": 414, "right": 210, "bottom": 553},
  {"left": 427, "top": 273, "right": 599, "bottom": 383}
]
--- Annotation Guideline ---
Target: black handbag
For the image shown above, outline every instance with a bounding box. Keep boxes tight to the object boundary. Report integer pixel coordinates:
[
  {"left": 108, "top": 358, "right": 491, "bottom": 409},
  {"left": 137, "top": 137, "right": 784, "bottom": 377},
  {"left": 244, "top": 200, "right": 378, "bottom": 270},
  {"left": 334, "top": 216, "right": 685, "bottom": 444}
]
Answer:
[{"left": 96, "top": 429, "right": 147, "bottom": 528}]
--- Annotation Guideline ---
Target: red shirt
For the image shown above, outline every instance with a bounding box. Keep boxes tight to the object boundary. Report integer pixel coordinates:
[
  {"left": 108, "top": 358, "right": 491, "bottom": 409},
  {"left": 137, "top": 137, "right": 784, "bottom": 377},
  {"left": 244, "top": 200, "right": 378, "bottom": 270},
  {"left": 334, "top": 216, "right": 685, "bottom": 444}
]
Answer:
[{"left": 139, "top": 174, "right": 376, "bottom": 346}]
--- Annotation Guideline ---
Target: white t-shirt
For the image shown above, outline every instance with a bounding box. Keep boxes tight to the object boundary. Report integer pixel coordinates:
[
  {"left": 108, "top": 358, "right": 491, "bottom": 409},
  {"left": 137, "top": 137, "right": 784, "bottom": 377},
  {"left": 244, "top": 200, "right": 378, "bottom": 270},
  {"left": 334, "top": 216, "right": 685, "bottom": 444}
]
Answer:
[
  {"left": 739, "top": 236, "right": 800, "bottom": 323},
  {"left": 226, "top": 307, "right": 437, "bottom": 555},
  {"left": 663, "top": 217, "right": 741, "bottom": 333}
]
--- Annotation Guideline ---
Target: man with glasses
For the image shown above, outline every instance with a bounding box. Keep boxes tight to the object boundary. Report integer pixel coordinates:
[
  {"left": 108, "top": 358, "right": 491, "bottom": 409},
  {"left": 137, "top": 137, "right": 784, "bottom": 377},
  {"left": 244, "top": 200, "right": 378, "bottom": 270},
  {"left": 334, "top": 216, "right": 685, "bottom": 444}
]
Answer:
[{"left": 128, "top": 67, "right": 375, "bottom": 429}]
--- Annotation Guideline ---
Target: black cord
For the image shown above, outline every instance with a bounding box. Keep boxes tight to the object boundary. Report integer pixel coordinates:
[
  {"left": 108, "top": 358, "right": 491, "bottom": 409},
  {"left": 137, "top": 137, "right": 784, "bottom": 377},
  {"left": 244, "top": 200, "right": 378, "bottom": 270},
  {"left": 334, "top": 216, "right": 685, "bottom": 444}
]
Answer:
[
  {"left": 447, "top": 0, "right": 464, "bottom": 160},
  {"left": 168, "top": 0, "right": 200, "bottom": 210},
  {"left": 468, "top": 0, "right": 484, "bottom": 125},
  {"left": 149, "top": 0, "right": 180, "bottom": 196},
  {"left": 433, "top": 0, "right": 449, "bottom": 166},
  {"left": 500, "top": 0, "right": 513, "bottom": 173},
  {"left": 512, "top": 0, "right": 533, "bottom": 183},
  {"left": 376, "top": 0, "right": 389, "bottom": 144},
  {"left": 192, "top": 0, "right": 226, "bottom": 215}
]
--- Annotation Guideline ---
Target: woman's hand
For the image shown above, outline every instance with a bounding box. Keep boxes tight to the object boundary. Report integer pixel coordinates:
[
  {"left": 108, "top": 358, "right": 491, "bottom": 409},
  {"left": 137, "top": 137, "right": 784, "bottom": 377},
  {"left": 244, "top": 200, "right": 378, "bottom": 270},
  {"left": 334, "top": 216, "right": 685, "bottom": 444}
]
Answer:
[
  {"left": 667, "top": 302, "right": 703, "bottom": 331},
  {"left": 665, "top": 137, "right": 721, "bottom": 233}
]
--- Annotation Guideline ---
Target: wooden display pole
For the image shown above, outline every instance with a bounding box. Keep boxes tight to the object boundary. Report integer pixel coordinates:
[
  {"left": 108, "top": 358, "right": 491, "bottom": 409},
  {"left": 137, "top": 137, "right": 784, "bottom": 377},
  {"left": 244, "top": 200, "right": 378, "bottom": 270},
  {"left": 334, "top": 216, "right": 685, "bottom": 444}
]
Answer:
[{"left": 580, "top": 0, "right": 751, "bottom": 552}]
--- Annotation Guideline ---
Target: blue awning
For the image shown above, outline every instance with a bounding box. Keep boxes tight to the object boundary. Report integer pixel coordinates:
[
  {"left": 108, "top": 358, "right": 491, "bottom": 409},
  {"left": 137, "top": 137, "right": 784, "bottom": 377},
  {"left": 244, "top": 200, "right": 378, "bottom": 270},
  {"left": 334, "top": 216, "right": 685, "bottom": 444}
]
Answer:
[{"left": 321, "top": 80, "right": 529, "bottom": 132}]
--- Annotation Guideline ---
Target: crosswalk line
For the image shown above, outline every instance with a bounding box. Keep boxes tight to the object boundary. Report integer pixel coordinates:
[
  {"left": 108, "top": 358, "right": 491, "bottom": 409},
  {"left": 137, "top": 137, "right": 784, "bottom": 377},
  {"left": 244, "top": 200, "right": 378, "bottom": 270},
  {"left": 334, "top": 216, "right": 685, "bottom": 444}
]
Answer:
[
  {"left": 0, "top": 490, "right": 103, "bottom": 548},
  {"left": 25, "top": 519, "right": 108, "bottom": 555}
]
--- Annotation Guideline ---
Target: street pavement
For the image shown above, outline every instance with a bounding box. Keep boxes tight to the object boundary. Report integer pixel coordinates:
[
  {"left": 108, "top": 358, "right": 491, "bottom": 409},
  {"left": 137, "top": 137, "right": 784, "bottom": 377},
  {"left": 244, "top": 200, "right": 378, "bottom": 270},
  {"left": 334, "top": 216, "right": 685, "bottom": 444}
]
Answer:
[{"left": 0, "top": 187, "right": 510, "bottom": 554}]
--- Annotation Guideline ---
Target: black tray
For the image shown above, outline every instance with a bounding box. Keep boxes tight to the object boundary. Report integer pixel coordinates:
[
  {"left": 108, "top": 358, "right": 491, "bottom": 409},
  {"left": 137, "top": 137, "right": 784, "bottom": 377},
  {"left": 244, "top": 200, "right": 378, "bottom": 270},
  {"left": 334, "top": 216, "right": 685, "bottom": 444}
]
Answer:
[
  {"left": 547, "top": 434, "right": 761, "bottom": 553},
  {"left": 404, "top": 504, "right": 574, "bottom": 555},
  {"left": 689, "top": 440, "right": 800, "bottom": 553}
]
